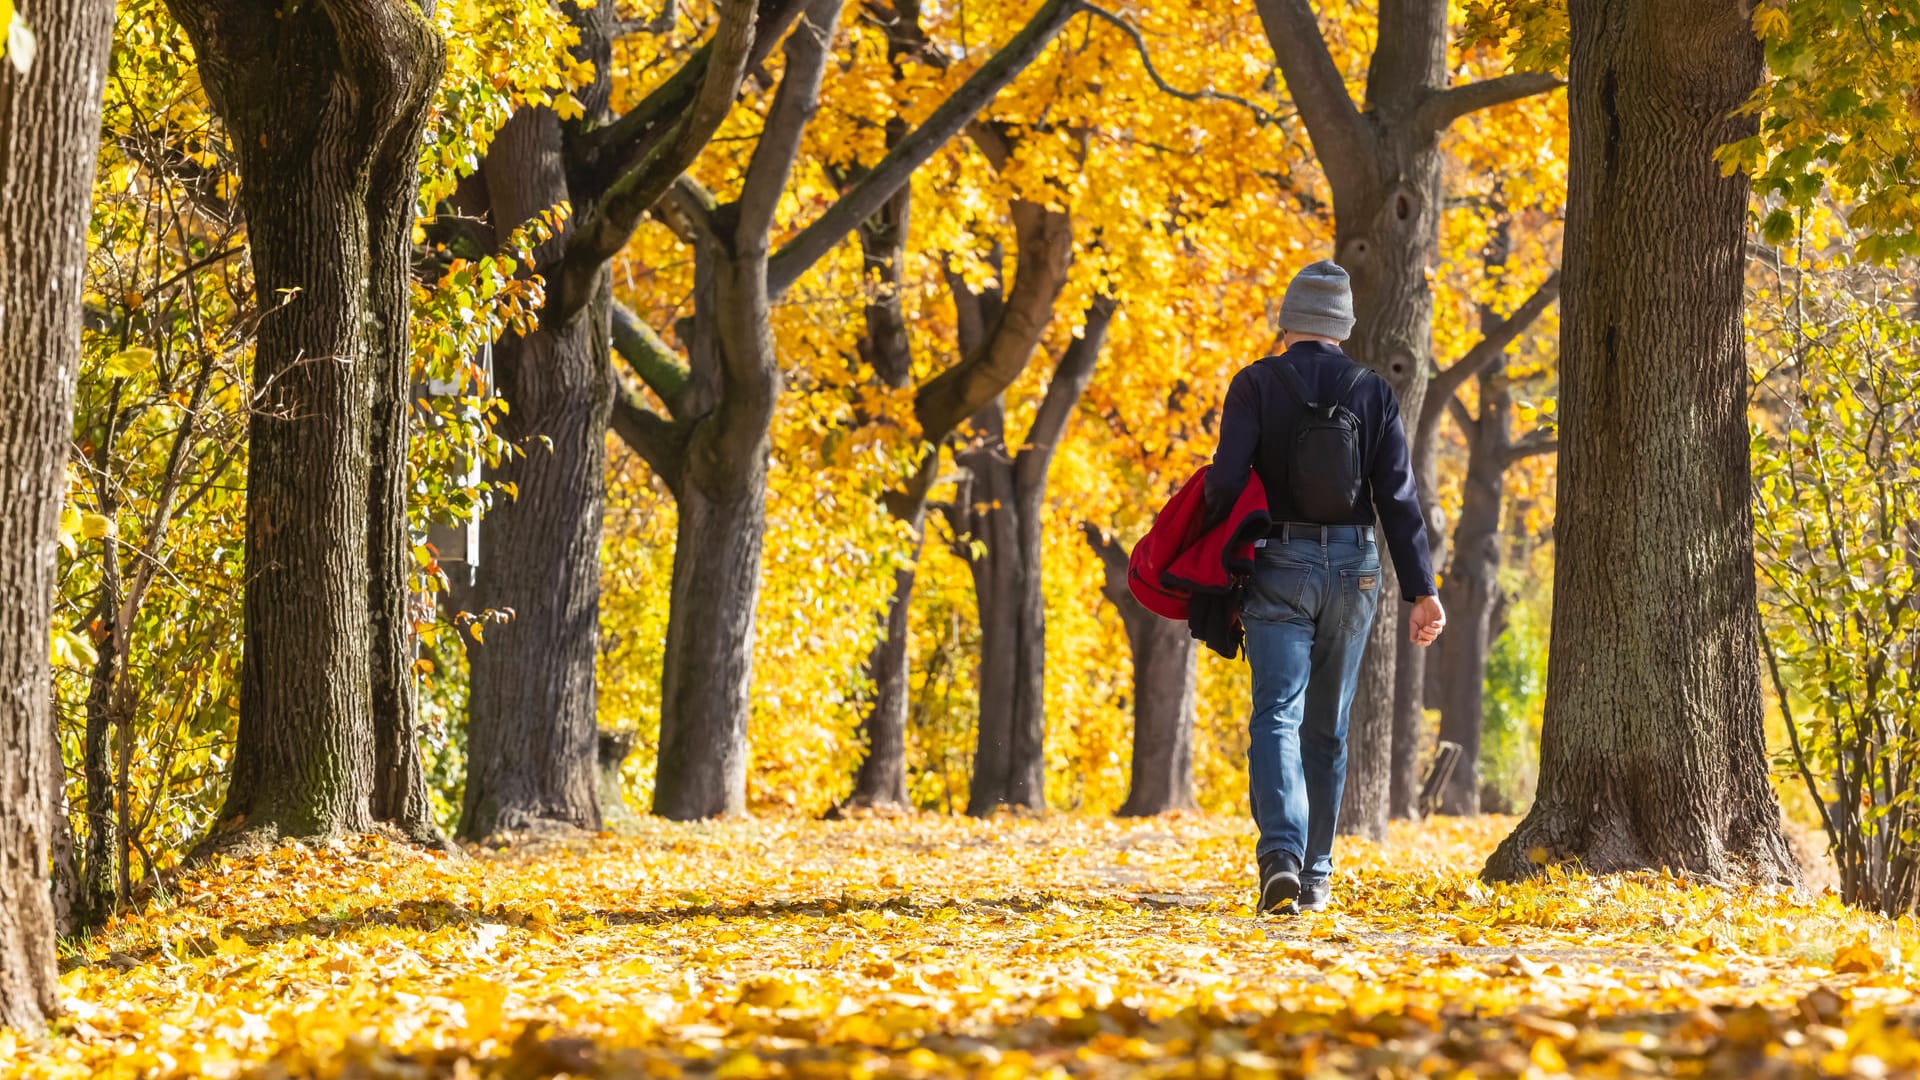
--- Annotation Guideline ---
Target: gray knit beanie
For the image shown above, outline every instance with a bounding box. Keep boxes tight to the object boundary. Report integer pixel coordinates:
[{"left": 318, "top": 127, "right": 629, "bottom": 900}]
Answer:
[{"left": 1278, "top": 260, "right": 1356, "bottom": 340}]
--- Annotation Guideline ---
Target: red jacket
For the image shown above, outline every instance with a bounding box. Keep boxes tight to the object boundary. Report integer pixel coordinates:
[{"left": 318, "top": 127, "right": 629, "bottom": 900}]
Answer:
[{"left": 1128, "top": 468, "right": 1272, "bottom": 657}]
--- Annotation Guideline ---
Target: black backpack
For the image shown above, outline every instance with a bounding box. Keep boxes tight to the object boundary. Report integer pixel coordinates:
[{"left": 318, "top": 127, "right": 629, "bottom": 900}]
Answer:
[{"left": 1272, "top": 359, "right": 1369, "bottom": 522}]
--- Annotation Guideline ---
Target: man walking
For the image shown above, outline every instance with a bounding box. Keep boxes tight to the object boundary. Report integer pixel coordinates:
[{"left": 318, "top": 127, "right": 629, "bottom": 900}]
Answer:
[{"left": 1205, "top": 260, "right": 1446, "bottom": 915}]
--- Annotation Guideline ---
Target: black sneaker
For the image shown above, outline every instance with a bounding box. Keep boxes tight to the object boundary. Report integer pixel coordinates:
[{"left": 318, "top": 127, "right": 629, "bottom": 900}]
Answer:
[
  {"left": 1297, "top": 879, "right": 1331, "bottom": 913},
  {"left": 1257, "top": 853, "right": 1301, "bottom": 914}
]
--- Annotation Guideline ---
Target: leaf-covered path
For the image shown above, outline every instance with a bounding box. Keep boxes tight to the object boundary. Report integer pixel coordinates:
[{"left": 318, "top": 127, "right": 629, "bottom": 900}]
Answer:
[{"left": 10, "top": 816, "right": 1920, "bottom": 1078}]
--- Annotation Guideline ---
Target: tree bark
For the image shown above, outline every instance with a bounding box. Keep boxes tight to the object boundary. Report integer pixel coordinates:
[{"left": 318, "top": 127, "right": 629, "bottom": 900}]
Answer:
[
  {"left": 1483, "top": 0, "right": 1797, "bottom": 885},
  {"left": 955, "top": 419, "right": 1047, "bottom": 815},
  {"left": 1087, "top": 526, "right": 1199, "bottom": 815},
  {"left": 600, "top": 8, "right": 1075, "bottom": 816},
  {"left": 170, "top": 0, "right": 444, "bottom": 845},
  {"left": 367, "top": 40, "right": 445, "bottom": 842},
  {"left": 0, "top": 0, "right": 114, "bottom": 1031},
  {"left": 651, "top": 0, "right": 841, "bottom": 820},
  {"left": 843, "top": 177, "right": 920, "bottom": 809},
  {"left": 460, "top": 109, "right": 611, "bottom": 839},
  {"left": 957, "top": 297, "right": 1112, "bottom": 816},
  {"left": 1433, "top": 370, "right": 1513, "bottom": 815}
]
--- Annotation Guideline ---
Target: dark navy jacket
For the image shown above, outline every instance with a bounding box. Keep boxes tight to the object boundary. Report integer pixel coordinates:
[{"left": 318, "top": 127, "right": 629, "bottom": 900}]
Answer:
[{"left": 1203, "top": 341, "right": 1437, "bottom": 602}]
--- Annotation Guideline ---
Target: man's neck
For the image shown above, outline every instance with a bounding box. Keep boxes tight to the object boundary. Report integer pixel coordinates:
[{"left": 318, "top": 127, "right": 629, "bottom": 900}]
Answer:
[{"left": 1281, "top": 333, "right": 1342, "bottom": 350}]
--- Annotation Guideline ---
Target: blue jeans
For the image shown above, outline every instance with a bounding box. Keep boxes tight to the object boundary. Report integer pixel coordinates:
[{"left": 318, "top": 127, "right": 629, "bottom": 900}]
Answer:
[{"left": 1242, "top": 530, "right": 1381, "bottom": 884}]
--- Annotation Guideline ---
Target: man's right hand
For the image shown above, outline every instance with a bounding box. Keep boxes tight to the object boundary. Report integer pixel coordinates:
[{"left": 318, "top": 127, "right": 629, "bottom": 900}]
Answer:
[{"left": 1410, "top": 595, "right": 1446, "bottom": 647}]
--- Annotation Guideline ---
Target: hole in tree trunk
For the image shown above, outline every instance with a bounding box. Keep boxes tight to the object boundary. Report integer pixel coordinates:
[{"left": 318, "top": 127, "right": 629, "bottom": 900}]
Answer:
[{"left": 1395, "top": 192, "right": 1414, "bottom": 221}]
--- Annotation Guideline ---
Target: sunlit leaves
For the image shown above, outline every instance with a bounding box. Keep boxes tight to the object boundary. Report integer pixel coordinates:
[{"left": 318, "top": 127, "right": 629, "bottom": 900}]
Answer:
[{"left": 13, "top": 816, "right": 1920, "bottom": 1078}]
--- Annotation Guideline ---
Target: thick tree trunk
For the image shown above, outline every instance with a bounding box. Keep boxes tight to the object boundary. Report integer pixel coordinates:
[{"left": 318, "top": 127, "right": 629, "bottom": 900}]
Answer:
[
  {"left": 958, "top": 432, "right": 1048, "bottom": 815},
  {"left": 1434, "top": 370, "right": 1512, "bottom": 815},
  {"left": 650, "top": 232, "right": 787, "bottom": 820},
  {"left": 367, "top": 58, "right": 443, "bottom": 841},
  {"left": 653, "top": 463, "right": 769, "bottom": 818},
  {"left": 1088, "top": 527, "right": 1199, "bottom": 816},
  {"left": 0, "top": 0, "right": 114, "bottom": 1030},
  {"left": 1483, "top": 0, "right": 1797, "bottom": 885},
  {"left": 1256, "top": 0, "right": 1562, "bottom": 841},
  {"left": 1332, "top": 148, "right": 1443, "bottom": 843},
  {"left": 461, "top": 103, "right": 614, "bottom": 840},
  {"left": 172, "top": 0, "right": 442, "bottom": 844}
]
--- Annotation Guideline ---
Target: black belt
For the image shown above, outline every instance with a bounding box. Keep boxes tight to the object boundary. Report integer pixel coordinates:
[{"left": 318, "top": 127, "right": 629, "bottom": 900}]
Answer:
[{"left": 1267, "top": 522, "right": 1375, "bottom": 544}]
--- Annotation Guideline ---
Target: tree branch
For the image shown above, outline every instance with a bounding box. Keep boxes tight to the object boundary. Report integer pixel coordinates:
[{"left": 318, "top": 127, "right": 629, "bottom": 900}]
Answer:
[
  {"left": 913, "top": 199, "right": 1073, "bottom": 440},
  {"left": 1021, "top": 295, "right": 1117, "bottom": 461},
  {"left": 612, "top": 299, "right": 690, "bottom": 417},
  {"left": 1446, "top": 392, "right": 1477, "bottom": 438},
  {"left": 765, "top": 0, "right": 1082, "bottom": 295},
  {"left": 610, "top": 390, "right": 690, "bottom": 499},
  {"left": 737, "top": 0, "right": 841, "bottom": 241},
  {"left": 1503, "top": 432, "right": 1558, "bottom": 466},
  {"left": 1250, "top": 0, "right": 1373, "bottom": 195},
  {"left": 571, "top": 0, "right": 807, "bottom": 188},
  {"left": 1075, "top": 4, "right": 1279, "bottom": 126},
  {"left": 1415, "top": 72, "right": 1565, "bottom": 134},
  {"left": 1428, "top": 270, "right": 1560, "bottom": 407},
  {"left": 1081, "top": 520, "right": 1132, "bottom": 611},
  {"left": 552, "top": 0, "right": 764, "bottom": 322}
]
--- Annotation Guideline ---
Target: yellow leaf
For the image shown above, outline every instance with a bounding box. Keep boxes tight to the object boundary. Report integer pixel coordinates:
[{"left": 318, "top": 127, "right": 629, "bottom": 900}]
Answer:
[
  {"left": 101, "top": 346, "right": 156, "bottom": 379},
  {"left": 1529, "top": 1037, "right": 1568, "bottom": 1072},
  {"left": 1834, "top": 936, "right": 1884, "bottom": 975}
]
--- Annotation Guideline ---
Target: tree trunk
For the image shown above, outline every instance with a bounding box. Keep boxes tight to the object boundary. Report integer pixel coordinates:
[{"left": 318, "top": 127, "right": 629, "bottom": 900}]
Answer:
[
  {"left": 1331, "top": 139, "right": 1443, "bottom": 844},
  {"left": 1256, "top": 0, "right": 1562, "bottom": 842},
  {"left": 367, "top": 51, "right": 444, "bottom": 842},
  {"left": 1088, "top": 527, "right": 1199, "bottom": 816},
  {"left": 844, "top": 182, "right": 920, "bottom": 809},
  {"left": 461, "top": 109, "right": 610, "bottom": 839},
  {"left": 957, "top": 427, "right": 1048, "bottom": 815},
  {"left": 650, "top": 195, "right": 796, "bottom": 818},
  {"left": 956, "top": 297, "right": 1109, "bottom": 816},
  {"left": 170, "top": 0, "right": 443, "bottom": 845},
  {"left": 0, "top": 0, "right": 114, "bottom": 1030},
  {"left": 1434, "top": 370, "right": 1512, "bottom": 815},
  {"left": 848, "top": 555, "right": 922, "bottom": 807},
  {"left": 1483, "top": 0, "right": 1797, "bottom": 885}
]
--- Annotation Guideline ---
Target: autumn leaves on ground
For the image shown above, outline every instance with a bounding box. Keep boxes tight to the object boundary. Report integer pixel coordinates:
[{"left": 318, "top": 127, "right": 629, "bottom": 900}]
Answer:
[{"left": 6, "top": 815, "right": 1913, "bottom": 1080}]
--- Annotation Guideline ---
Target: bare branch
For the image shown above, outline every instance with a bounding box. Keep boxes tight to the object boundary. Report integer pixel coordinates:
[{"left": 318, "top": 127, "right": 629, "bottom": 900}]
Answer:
[
  {"left": 612, "top": 299, "right": 690, "bottom": 417},
  {"left": 610, "top": 390, "right": 690, "bottom": 499},
  {"left": 1415, "top": 72, "right": 1565, "bottom": 133},
  {"left": 1428, "top": 270, "right": 1560, "bottom": 405},
  {"left": 553, "top": 0, "right": 766, "bottom": 322},
  {"left": 1075, "top": 4, "right": 1279, "bottom": 126},
  {"left": 765, "top": 0, "right": 1082, "bottom": 295},
  {"left": 572, "top": 0, "right": 808, "bottom": 188},
  {"left": 1250, "top": 0, "right": 1373, "bottom": 194},
  {"left": 1021, "top": 295, "right": 1117, "bottom": 461},
  {"left": 737, "top": 0, "right": 841, "bottom": 241},
  {"left": 913, "top": 200, "right": 1073, "bottom": 440},
  {"left": 1503, "top": 432, "right": 1559, "bottom": 466},
  {"left": 1446, "top": 392, "right": 1476, "bottom": 437}
]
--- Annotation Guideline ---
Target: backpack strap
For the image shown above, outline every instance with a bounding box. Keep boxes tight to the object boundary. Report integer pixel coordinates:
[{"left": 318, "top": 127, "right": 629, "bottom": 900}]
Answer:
[
  {"left": 1329, "top": 361, "right": 1368, "bottom": 406},
  {"left": 1271, "top": 358, "right": 1317, "bottom": 408}
]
